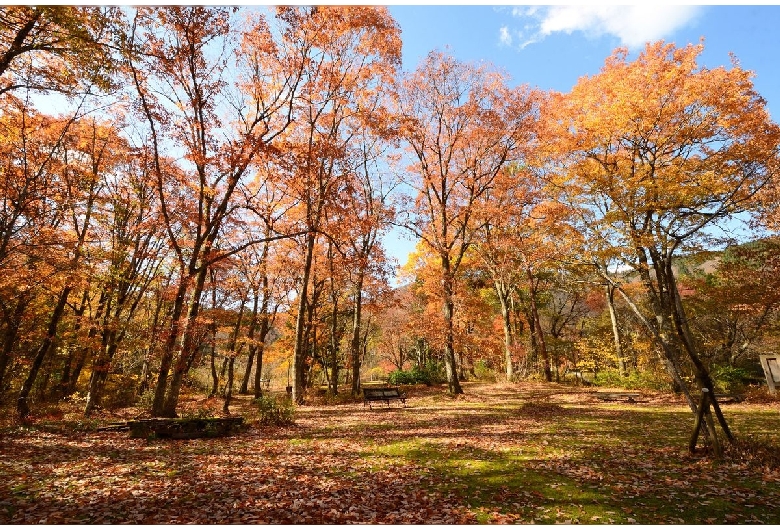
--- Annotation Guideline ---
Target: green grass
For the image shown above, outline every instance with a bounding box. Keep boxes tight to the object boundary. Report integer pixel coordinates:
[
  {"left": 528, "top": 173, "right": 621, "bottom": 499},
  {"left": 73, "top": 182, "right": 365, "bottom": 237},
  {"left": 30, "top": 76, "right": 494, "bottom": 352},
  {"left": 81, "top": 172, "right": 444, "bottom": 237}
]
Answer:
[
  {"left": 2, "top": 382, "right": 778, "bottom": 524},
  {"left": 348, "top": 384, "right": 780, "bottom": 524}
]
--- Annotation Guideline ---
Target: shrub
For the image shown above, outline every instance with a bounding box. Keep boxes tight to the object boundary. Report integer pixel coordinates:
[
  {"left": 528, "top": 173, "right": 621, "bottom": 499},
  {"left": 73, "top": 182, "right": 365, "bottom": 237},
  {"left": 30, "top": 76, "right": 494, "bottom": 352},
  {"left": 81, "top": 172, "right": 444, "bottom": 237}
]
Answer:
[
  {"left": 473, "top": 359, "right": 498, "bottom": 382},
  {"left": 254, "top": 394, "right": 295, "bottom": 426},
  {"left": 387, "top": 363, "right": 445, "bottom": 386},
  {"left": 136, "top": 389, "right": 155, "bottom": 410},
  {"left": 711, "top": 365, "right": 754, "bottom": 394},
  {"left": 593, "top": 368, "right": 672, "bottom": 391},
  {"left": 387, "top": 369, "right": 416, "bottom": 385}
]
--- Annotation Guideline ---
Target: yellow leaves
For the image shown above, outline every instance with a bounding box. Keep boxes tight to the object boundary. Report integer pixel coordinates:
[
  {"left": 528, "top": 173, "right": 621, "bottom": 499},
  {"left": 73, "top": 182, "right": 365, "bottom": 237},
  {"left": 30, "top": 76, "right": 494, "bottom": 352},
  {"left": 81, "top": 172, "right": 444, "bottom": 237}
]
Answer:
[{"left": 548, "top": 39, "right": 780, "bottom": 252}]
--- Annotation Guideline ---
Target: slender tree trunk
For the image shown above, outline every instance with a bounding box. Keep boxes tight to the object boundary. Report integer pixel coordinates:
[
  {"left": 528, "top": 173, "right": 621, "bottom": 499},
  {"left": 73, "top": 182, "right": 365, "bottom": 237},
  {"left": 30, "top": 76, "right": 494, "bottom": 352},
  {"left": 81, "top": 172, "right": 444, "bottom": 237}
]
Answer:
[
  {"left": 496, "top": 281, "right": 514, "bottom": 380},
  {"left": 223, "top": 355, "right": 234, "bottom": 414},
  {"left": 350, "top": 273, "right": 364, "bottom": 396},
  {"left": 209, "top": 341, "right": 219, "bottom": 398},
  {"left": 208, "top": 275, "right": 220, "bottom": 398},
  {"left": 253, "top": 313, "right": 270, "bottom": 399},
  {"left": 161, "top": 263, "right": 210, "bottom": 417},
  {"left": 665, "top": 262, "right": 733, "bottom": 441},
  {"left": 441, "top": 255, "right": 463, "bottom": 394},
  {"left": 84, "top": 331, "right": 118, "bottom": 416},
  {"left": 57, "top": 289, "right": 90, "bottom": 397},
  {"left": 221, "top": 300, "right": 246, "bottom": 413},
  {"left": 327, "top": 244, "right": 340, "bottom": 396},
  {"left": 598, "top": 263, "right": 697, "bottom": 411},
  {"left": 248, "top": 245, "right": 273, "bottom": 397},
  {"left": 606, "top": 284, "right": 627, "bottom": 376},
  {"left": 526, "top": 268, "right": 551, "bottom": 382},
  {"left": 17, "top": 287, "right": 72, "bottom": 418},
  {"left": 138, "top": 290, "right": 166, "bottom": 397},
  {"left": 0, "top": 296, "right": 28, "bottom": 396},
  {"left": 152, "top": 276, "right": 189, "bottom": 416},
  {"left": 293, "top": 232, "right": 316, "bottom": 404},
  {"left": 240, "top": 291, "right": 260, "bottom": 394}
]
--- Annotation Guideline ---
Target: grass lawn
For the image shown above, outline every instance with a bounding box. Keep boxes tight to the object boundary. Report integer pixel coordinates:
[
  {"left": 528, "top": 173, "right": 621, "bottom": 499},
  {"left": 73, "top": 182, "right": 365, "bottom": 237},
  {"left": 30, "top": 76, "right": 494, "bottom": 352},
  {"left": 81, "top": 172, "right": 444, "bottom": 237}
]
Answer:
[{"left": 1, "top": 381, "right": 779, "bottom": 523}]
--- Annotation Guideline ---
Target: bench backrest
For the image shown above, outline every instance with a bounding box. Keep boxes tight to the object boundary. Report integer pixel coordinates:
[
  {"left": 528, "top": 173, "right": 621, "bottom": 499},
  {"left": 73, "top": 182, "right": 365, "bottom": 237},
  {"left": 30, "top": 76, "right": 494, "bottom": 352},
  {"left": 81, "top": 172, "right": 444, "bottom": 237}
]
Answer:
[{"left": 363, "top": 387, "right": 401, "bottom": 398}]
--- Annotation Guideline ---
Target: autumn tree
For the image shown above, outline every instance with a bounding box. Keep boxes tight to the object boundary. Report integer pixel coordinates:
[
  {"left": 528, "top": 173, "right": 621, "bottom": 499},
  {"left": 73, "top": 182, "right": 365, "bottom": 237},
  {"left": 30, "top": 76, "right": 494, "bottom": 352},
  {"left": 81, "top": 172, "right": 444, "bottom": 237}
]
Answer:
[
  {"left": 398, "top": 52, "right": 539, "bottom": 393},
  {"left": 0, "top": 6, "right": 119, "bottom": 98},
  {"left": 13, "top": 116, "right": 118, "bottom": 417},
  {"left": 546, "top": 41, "right": 780, "bottom": 438},
  {"left": 342, "top": 129, "right": 398, "bottom": 396},
  {"left": 273, "top": 6, "right": 401, "bottom": 404},
  {"left": 682, "top": 239, "right": 780, "bottom": 368},
  {"left": 470, "top": 162, "right": 584, "bottom": 381},
  {"left": 75, "top": 128, "right": 167, "bottom": 414},
  {"left": 125, "top": 7, "right": 304, "bottom": 417}
]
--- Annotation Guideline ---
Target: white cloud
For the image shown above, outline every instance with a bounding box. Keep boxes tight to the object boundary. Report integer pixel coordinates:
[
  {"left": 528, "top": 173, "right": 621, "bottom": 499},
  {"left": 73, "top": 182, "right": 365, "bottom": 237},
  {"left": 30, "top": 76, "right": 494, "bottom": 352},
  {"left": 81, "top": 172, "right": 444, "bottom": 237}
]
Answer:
[
  {"left": 499, "top": 25, "right": 513, "bottom": 46},
  {"left": 512, "top": 5, "right": 703, "bottom": 49}
]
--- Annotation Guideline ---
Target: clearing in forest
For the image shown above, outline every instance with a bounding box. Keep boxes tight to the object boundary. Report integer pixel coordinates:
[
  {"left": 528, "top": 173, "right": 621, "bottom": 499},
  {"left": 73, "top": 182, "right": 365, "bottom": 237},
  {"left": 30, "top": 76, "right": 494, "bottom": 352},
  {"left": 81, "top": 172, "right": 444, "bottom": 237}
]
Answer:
[{"left": 1, "top": 381, "right": 779, "bottom": 524}]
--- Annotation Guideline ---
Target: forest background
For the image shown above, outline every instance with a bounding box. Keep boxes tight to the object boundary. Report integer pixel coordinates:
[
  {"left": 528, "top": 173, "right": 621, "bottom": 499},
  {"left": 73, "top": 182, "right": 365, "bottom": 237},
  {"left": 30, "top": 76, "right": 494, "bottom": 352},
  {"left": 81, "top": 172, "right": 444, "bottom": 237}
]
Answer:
[{"left": 2, "top": 4, "right": 780, "bottom": 423}]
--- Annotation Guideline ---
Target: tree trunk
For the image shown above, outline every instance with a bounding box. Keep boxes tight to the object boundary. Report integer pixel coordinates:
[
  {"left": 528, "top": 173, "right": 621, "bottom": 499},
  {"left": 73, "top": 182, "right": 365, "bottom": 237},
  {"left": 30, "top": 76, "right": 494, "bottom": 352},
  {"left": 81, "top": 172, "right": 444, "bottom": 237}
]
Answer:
[
  {"left": 151, "top": 275, "right": 189, "bottom": 416},
  {"left": 496, "top": 280, "right": 514, "bottom": 380},
  {"left": 327, "top": 242, "right": 340, "bottom": 396},
  {"left": 208, "top": 273, "right": 220, "bottom": 398},
  {"left": 605, "top": 284, "right": 627, "bottom": 376},
  {"left": 350, "top": 273, "right": 364, "bottom": 396},
  {"left": 599, "top": 262, "right": 696, "bottom": 411},
  {"left": 84, "top": 331, "right": 118, "bottom": 415},
  {"left": 57, "top": 289, "right": 91, "bottom": 398},
  {"left": 221, "top": 300, "right": 246, "bottom": 413},
  {"left": 441, "top": 255, "right": 463, "bottom": 394},
  {"left": 17, "top": 286, "right": 72, "bottom": 418},
  {"left": 665, "top": 261, "right": 733, "bottom": 441},
  {"left": 209, "top": 340, "right": 219, "bottom": 398},
  {"left": 223, "top": 355, "right": 235, "bottom": 414},
  {"left": 253, "top": 313, "right": 270, "bottom": 399},
  {"left": 527, "top": 267, "right": 551, "bottom": 382},
  {"left": 0, "top": 295, "right": 28, "bottom": 396},
  {"left": 292, "top": 232, "right": 315, "bottom": 404},
  {"left": 138, "top": 290, "right": 166, "bottom": 397},
  {"left": 240, "top": 292, "right": 259, "bottom": 394},
  {"left": 161, "top": 262, "right": 210, "bottom": 418}
]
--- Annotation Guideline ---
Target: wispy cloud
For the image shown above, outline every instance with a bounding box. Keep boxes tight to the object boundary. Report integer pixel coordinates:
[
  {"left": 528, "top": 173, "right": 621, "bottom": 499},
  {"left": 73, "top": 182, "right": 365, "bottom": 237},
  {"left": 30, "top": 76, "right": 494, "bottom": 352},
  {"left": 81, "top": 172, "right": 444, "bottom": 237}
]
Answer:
[
  {"left": 499, "top": 25, "right": 513, "bottom": 46},
  {"left": 502, "top": 5, "right": 703, "bottom": 50}
]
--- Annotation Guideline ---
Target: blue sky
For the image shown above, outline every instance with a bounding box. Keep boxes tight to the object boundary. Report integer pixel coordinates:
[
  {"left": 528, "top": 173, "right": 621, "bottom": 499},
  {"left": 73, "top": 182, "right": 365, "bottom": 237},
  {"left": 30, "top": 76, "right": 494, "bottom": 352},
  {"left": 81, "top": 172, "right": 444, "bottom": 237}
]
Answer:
[{"left": 381, "top": 4, "right": 780, "bottom": 273}]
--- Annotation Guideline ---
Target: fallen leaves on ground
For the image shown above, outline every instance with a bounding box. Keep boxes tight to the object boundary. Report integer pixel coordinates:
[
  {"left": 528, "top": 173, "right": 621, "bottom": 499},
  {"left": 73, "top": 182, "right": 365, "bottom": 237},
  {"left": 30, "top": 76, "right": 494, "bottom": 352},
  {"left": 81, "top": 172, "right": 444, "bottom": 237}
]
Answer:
[{"left": 1, "top": 381, "right": 778, "bottom": 524}]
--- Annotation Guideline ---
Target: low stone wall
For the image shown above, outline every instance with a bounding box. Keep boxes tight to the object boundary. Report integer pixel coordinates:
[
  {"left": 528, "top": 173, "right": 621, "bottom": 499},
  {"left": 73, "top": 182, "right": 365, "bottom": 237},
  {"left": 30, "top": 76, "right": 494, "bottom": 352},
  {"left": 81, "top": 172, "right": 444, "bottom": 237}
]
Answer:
[{"left": 128, "top": 417, "right": 245, "bottom": 439}]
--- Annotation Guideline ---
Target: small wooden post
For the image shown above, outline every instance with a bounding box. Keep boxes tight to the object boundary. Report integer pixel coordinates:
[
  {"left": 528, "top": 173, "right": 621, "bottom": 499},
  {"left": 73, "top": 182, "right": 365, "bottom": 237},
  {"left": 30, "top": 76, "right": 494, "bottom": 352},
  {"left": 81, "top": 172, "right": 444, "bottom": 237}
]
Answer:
[{"left": 688, "top": 388, "right": 722, "bottom": 458}]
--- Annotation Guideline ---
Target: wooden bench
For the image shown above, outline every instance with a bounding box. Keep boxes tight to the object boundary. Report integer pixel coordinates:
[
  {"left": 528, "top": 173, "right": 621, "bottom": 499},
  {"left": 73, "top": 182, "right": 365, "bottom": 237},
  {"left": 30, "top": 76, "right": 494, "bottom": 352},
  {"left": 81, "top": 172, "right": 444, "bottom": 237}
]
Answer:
[
  {"left": 128, "top": 417, "right": 245, "bottom": 439},
  {"left": 714, "top": 393, "right": 744, "bottom": 404},
  {"left": 595, "top": 392, "right": 643, "bottom": 403},
  {"left": 363, "top": 387, "right": 406, "bottom": 409}
]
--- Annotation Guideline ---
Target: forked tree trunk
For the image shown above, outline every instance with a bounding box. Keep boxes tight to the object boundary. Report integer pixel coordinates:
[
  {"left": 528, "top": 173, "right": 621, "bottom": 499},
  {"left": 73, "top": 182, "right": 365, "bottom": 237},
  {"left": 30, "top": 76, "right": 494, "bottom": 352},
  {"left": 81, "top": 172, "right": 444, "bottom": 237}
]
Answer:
[
  {"left": 605, "top": 284, "right": 627, "bottom": 376},
  {"left": 160, "top": 262, "right": 210, "bottom": 417},
  {"left": 496, "top": 280, "right": 514, "bottom": 380},
  {"left": 526, "top": 268, "right": 551, "bottom": 382},
  {"left": 292, "top": 231, "right": 316, "bottom": 404},
  {"left": 441, "top": 255, "right": 463, "bottom": 394},
  {"left": 17, "top": 287, "right": 71, "bottom": 418}
]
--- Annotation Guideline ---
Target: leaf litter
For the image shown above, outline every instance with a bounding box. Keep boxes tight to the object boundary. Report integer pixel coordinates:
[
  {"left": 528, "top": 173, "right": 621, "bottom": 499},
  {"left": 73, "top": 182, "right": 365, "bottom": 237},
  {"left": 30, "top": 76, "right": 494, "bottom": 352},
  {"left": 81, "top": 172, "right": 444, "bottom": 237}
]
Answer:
[{"left": 1, "top": 381, "right": 778, "bottom": 524}]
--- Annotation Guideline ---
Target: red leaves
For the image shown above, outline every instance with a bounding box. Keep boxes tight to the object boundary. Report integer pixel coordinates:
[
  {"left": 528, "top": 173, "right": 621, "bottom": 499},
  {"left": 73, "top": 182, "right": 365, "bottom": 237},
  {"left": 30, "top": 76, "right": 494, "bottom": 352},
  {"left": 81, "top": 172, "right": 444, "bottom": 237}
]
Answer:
[
  {"left": 0, "top": 427, "right": 474, "bottom": 524},
  {"left": 1, "top": 383, "right": 779, "bottom": 524}
]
